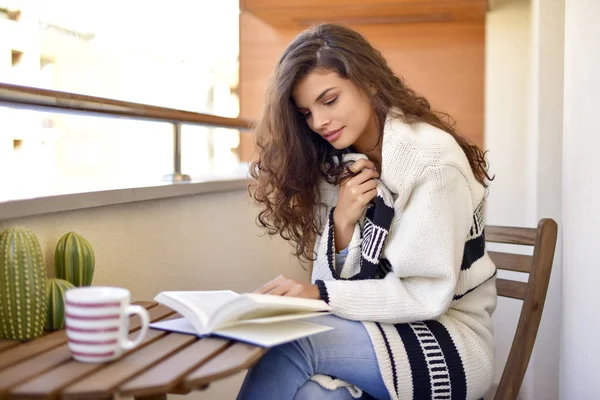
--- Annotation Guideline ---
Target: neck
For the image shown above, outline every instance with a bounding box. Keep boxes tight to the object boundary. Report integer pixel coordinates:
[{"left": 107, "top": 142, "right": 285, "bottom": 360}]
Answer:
[{"left": 353, "top": 114, "right": 383, "bottom": 171}]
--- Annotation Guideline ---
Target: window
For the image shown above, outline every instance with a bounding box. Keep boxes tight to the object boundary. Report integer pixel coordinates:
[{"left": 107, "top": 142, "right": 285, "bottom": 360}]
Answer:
[{"left": 0, "top": 0, "right": 244, "bottom": 202}]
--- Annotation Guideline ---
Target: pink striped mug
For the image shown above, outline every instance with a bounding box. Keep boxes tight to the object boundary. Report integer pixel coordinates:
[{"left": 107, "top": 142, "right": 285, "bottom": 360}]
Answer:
[{"left": 65, "top": 286, "right": 150, "bottom": 363}]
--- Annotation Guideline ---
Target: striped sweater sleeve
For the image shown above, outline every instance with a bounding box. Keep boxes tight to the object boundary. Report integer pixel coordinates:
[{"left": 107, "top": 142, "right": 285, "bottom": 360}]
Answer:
[{"left": 313, "top": 164, "right": 474, "bottom": 324}]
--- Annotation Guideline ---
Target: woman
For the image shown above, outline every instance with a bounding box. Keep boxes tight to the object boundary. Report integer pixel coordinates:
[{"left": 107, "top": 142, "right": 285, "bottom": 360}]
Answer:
[{"left": 239, "top": 23, "right": 497, "bottom": 400}]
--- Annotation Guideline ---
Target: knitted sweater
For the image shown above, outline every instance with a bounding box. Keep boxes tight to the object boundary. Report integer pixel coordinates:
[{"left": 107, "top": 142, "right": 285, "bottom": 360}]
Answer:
[{"left": 311, "top": 115, "right": 497, "bottom": 400}]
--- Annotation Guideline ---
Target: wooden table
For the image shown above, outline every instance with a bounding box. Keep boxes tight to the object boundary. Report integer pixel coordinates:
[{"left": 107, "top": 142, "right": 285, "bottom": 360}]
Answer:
[{"left": 0, "top": 301, "right": 267, "bottom": 399}]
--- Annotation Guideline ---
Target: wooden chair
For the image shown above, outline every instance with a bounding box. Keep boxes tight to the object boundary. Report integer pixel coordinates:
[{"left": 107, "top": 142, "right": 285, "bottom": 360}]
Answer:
[{"left": 485, "top": 218, "right": 558, "bottom": 400}]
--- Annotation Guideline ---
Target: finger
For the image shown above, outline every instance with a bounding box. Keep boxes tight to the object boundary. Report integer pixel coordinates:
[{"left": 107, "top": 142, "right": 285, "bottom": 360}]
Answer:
[
  {"left": 348, "top": 159, "right": 377, "bottom": 174},
  {"left": 351, "top": 168, "right": 379, "bottom": 186},
  {"left": 267, "top": 285, "right": 290, "bottom": 296},
  {"left": 349, "top": 159, "right": 377, "bottom": 173},
  {"left": 283, "top": 284, "right": 303, "bottom": 297},
  {"left": 344, "top": 169, "right": 376, "bottom": 188},
  {"left": 254, "top": 276, "right": 283, "bottom": 294},
  {"left": 357, "top": 179, "right": 378, "bottom": 194},
  {"left": 359, "top": 188, "right": 378, "bottom": 204}
]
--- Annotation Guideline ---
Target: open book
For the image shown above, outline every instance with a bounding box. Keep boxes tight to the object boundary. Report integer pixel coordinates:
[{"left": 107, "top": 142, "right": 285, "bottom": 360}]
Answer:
[{"left": 150, "top": 290, "right": 334, "bottom": 347}]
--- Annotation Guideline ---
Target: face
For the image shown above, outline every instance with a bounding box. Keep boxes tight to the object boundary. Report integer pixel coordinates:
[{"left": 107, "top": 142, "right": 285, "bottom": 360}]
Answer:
[{"left": 292, "top": 69, "right": 378, "bottom": 151}]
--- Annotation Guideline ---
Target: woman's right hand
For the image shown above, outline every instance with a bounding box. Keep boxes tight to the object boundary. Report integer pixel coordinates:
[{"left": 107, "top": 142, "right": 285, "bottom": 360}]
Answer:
[{"left": 333, "top": 159, "right": 379, "bottom": 251}]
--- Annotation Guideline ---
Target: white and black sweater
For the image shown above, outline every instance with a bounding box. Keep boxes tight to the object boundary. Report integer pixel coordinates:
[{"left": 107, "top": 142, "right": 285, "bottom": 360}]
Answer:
[{"left": 311, "top": 115, "right": 497, "bottom": 400}]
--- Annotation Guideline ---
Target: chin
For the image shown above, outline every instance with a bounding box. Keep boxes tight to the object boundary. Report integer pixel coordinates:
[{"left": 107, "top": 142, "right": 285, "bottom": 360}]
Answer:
[
  {"left": 328, "top": 135, "right": 353, "bottom": 150},
  {"left": 330, "top": 142, "right": 347, "bottom": 150}
]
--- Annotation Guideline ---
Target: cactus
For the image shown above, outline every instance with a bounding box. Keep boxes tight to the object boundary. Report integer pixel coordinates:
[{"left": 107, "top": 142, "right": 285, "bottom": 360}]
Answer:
[
  {"left": 45, "top": 278, "right": 74, "bottom": 331},
  {"left": 0, "top": 226, "right": 47, "bottom": 340},
  {"left": 54, "top": 232, "right": 95, "bottom": 287}
]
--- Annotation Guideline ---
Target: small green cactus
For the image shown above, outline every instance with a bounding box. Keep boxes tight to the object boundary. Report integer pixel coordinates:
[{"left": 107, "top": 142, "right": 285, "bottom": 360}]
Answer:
[
  {"left": 0, "top": 226, "right": 47, "bottom": 340},
  {"left": 45, "top": 278, "right": 75, "bottom": 331},
  {"left": 54, "top": 232, "right": 95, "bottom": 287}
]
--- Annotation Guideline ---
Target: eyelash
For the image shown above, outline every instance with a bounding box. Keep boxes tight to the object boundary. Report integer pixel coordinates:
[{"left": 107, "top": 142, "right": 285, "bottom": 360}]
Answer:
[{"left": 300, "top": 97, "right": 338, "bottom": 119}]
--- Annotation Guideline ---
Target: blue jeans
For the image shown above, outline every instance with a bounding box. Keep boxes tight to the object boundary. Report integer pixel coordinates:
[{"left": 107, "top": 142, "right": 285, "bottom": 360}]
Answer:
[{"left": 237, "top": 315, "right": 390, "bottom": 400}]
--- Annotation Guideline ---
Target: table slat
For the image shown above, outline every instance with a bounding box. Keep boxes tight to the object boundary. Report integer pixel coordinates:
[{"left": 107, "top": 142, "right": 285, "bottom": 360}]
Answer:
[
  {"left": 0, "top": 344, "right": 71, "bottom": 397},
  {"left": 0, "top": 301, "right": 159, "bottom": 372},
  {"left": 5, "top": 302, "right": 172, "bottom": 399},
  {"left": 184, "top": 342, "right": 267, "bottom": 389},
  {"left": 129, "top": 304, "right": 171, "bottom": 332},
  {"left": 8, "top": 329, "right": 166, "bottom": 400},
  {"left": 0, "top": 330, "right": 66, "bottom": 372},
  {"left": 62, "top": 333, "right": 197, "bottom": 399},
  {"left": 131, "top": 301, "right": 158, "bottom": 309},
  {"left": 118, "top": 337, "right": 230, "bottom": 397},
  {"left": 0, "top": 339, "right": 20, "bottom": 353}
]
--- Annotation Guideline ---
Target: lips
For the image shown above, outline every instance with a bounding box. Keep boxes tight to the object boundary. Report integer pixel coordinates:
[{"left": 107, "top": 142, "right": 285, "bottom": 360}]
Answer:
[{"left": 323, "top": 127, "right": 343, "bottom": 142}]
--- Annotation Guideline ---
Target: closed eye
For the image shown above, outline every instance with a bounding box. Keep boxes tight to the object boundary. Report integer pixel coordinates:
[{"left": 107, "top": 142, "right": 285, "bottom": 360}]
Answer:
[{"left": 297, "top": 96, "right": 336, "bottom": 118}]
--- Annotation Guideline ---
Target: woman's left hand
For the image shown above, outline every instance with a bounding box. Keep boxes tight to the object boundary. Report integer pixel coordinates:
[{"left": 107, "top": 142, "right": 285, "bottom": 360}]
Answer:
[{"left": 254, "top": 275, "right": 320, "bottom": 299}]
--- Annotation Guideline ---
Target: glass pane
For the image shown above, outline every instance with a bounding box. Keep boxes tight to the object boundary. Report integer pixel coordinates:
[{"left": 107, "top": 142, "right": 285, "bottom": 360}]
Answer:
[
  {"left": 181, "top": 125, "right": 248, "bottom": 181},
  {"left": 0, "top": 0, "right": 243, "bottom": 202},
  {"left": 0, "top": 107, "right": 173, "bottom": 201},
  {"left": 0, "top": 0, "right": 240, "bottom": 115}
]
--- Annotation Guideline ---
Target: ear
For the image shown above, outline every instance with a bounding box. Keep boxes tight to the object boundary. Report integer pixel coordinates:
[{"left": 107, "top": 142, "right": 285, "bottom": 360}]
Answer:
[{"left": 368, "top": 84, "right": 377, "bottom": 96}]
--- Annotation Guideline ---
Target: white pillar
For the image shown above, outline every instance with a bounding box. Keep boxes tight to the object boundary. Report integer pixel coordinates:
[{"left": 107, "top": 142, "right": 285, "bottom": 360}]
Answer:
[
  {"left": 485, "top": 2, "right": 565, "bottom": 397},
  {"left": 485, "top": 2, "right": 535, "bottom": 396},
  {"left": 485, "top": 0, "right": 532, "bottom": 228},
  {"left": 529, "top": 0, "right": 564, "bottom": 398},
  {"left": 560, "top": 0, "right": 600, "bottom": 398}
]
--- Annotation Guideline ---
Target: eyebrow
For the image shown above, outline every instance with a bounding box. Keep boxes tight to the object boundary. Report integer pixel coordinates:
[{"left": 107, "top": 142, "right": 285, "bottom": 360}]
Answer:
[
  {"left": 296, "top": 87, "right": 337, "bottom": 111},
  {"left": 315, "top": 87, "right": 336, "bottom": 103}
]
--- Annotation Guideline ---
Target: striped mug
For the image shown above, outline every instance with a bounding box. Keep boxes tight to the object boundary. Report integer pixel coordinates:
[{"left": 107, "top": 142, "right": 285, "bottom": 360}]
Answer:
[{"left": 65, "top": 286, "right": 150, "bottom": 363}]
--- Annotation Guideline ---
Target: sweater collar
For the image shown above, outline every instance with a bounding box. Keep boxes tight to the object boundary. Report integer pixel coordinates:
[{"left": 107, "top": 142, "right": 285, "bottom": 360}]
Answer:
[{"left": 379, "top": 109, "right": 413, "bottom": 195}]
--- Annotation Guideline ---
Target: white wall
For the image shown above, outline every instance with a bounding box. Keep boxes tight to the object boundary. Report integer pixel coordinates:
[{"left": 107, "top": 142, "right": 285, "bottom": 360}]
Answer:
[
  {"left": 528, "top": 1, "right": 564, "bottom": 399},
  {"left": 484, "top": 0, "right": 535, "bottom": 397},
  {"left": 560, "top": 0, "right": 600, "bottom": 398},
  {"left": 485, "top": 0, "right": 532, "bottom": 227},
  {"left": 0, "top": 189, "right": 307, "bottom": 399},
  {"left": 485, "top": 0, "right": 565, "bottom": 398},
  {"left": 0, "top": 190, "right": 306, "bottom": 302}
]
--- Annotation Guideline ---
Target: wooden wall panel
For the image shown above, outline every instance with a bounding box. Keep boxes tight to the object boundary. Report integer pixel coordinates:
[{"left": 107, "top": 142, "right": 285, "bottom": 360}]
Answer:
[
  {"left": 240, "top": 0, "right": 487, "bottom": 26},
  {"left": 239, "top": 11, "right": 484, "bottom": 161},
  {"left": 238, "top": 13, "right": 299, "bottom": 161},
  {"left": 242, "top": 0, "right": 483, "bottom": 8}
]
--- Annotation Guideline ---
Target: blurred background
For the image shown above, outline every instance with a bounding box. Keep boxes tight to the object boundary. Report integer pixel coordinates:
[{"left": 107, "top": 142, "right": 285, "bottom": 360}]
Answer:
[{"left": 0, "top": 0, "right": 241, "bottom": 200}]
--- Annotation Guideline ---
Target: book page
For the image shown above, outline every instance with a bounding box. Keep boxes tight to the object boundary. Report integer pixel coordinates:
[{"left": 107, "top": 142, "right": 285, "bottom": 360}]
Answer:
[
  {"left": 214, "top": 320, "right": 334, "bottom": 347},
  {"left": 150, "top": 317, "right": 334, "bottom": 347},
  {"left": 208, "top": 293, "right": 331, "bottom": 329},
  {"left": 224, "top": 311, "right": 329, "bottom": 326},
  {"left": 242, "top": 293, "right": 332, "bottom": 311},
  {"left": 155, "top": 290, "right": 240, "bottom": 330},
  {"left": 150, "top": 316, "right": 213, "bottom": 336},
  {"left": 176, "top": 291, "right": 240, "bottom": 321}
]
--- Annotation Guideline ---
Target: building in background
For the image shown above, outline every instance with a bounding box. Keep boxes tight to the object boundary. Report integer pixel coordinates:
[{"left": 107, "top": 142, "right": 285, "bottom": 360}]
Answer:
[{"left": 0, "top": 0, "right": 242, "bottom": 201}]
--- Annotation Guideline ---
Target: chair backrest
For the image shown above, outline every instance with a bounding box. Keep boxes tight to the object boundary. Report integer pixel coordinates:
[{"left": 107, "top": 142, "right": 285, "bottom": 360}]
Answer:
[{"left": 486, "top": 219, "right": 558, "bottom": 400}]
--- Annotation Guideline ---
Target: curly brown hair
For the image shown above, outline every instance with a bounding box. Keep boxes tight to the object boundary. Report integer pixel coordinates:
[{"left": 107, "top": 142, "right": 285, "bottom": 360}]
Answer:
[{"left": 249, "top": 24, "right": 492, "bottom": 262}]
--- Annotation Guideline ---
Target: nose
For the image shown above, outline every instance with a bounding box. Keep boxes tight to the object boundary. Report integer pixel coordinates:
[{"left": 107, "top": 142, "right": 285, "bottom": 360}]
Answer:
[{"left": 311, "top": 110, "right": 330, "bottom": 131}]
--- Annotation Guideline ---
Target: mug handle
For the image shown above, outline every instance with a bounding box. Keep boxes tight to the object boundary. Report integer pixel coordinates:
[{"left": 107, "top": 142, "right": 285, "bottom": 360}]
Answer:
[{"left": 121, "top": 305, "right": 150, "bottom": 351}]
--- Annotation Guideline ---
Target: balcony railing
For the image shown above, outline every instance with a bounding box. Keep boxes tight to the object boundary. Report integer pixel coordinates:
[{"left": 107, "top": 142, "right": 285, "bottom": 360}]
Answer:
[{"left": 0, "top": 82, "right": 254, "bottom": 183}]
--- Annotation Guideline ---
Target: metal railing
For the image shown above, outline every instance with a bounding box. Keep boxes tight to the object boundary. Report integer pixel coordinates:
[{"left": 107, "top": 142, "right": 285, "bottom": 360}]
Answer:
[{"left": 0, "top": 82, "right": 254, "bottom": 182}]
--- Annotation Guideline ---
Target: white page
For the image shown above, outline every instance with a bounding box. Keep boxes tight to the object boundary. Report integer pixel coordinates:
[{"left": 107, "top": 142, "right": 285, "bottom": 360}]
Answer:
[
  {"left": 207, "top": 294, "right": 331, "bottom": 329},
  {"left": 214, "top": 320, "right": 334, "bottom": 347},
  {"left": 243, "top": 293, "right": 331, "bottom": 311},
  {"left": 150, "top": 317, "right": 334, "bottom": 347},
  {"left": 223, "top": 311, "right": 330, "bottom": 326},
  {"left": 150, "top": 316, "right": 213, "bottom": 336},
  {"left": 155, "top": 291, "right": 331, "bottom": 332},
  {"left": 156, "top": 290, "right": 239, "bottom": 326}
]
